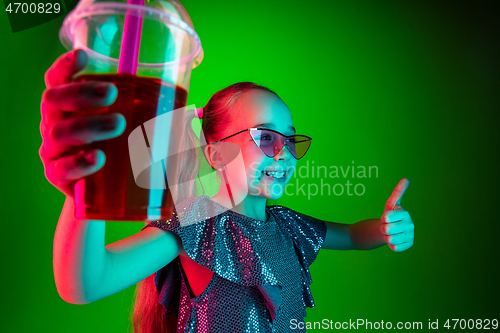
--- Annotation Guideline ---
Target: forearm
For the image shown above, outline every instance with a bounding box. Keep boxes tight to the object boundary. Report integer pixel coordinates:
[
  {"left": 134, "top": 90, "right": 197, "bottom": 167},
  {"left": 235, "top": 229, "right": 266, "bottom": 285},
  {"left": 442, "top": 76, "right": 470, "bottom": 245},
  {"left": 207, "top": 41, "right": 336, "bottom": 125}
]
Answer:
[
  {"left": 53, "top": 196, "right": 107, "bottom": 304},
  {"left": 349, "top": 219, "right": 386, "bottom": 250}
]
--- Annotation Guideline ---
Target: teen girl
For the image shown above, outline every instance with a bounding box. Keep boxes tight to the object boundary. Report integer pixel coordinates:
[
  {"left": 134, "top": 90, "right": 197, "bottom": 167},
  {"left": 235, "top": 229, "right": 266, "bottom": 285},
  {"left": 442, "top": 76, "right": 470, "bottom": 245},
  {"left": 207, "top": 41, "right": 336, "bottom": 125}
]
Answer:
[{"left": 40, "top": 49, "right": 414, "bottom": 332}]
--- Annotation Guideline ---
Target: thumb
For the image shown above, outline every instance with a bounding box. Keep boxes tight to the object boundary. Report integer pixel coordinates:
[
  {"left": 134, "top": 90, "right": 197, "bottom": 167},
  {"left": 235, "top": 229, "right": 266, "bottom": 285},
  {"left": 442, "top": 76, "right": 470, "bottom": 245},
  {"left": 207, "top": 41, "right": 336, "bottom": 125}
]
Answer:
[
  {"left": 385, "top": 178, "right": 410, "bottom": 212},
  {"left": 44, "top": 49, "right": 87, "bottom": 89}
]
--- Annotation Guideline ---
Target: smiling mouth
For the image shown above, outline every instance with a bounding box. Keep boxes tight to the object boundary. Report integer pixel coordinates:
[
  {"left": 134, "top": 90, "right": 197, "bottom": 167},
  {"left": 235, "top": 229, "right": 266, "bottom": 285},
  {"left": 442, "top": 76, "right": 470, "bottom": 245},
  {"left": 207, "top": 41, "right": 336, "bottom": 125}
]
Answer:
[{"left": 262, "top": 170, "right": 286, "bottom": 179}]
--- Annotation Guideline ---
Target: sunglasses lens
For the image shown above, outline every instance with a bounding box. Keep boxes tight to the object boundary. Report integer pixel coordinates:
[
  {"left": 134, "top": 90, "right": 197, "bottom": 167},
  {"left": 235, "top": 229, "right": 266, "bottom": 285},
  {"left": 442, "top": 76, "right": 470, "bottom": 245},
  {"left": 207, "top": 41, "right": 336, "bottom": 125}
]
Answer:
[
  {"left": 287, "top": 135, "right": 311, "bottom": 159},
  {"left": 250, "top": 130, "right": 311, "bottom": 159},
  {"left": 250, "top": 129, "right": 276, "bottom": 157}
]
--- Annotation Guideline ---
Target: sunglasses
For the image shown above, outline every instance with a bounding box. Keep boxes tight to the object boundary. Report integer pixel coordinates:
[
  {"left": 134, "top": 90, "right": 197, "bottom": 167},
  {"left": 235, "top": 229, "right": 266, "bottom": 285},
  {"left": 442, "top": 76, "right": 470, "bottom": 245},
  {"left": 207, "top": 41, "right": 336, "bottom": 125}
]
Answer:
[{"left": 210, "top": 128, "right": 312, "bottom": 160}]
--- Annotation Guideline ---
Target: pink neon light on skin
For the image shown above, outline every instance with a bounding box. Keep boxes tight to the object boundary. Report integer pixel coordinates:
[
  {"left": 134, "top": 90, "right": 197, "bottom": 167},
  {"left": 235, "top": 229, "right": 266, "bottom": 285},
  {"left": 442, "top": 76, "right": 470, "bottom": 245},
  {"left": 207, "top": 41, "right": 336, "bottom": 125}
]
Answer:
[{"left": 118, "top": 0, "right": 145, "bottom": 75}]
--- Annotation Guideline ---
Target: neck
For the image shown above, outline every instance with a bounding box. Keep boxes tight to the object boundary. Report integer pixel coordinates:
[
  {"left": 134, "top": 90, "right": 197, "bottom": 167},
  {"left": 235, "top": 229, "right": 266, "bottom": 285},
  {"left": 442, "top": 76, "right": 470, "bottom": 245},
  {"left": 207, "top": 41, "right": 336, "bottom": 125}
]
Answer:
[{"left": 210, "top": 192, "right": 269, "bottom": 222}]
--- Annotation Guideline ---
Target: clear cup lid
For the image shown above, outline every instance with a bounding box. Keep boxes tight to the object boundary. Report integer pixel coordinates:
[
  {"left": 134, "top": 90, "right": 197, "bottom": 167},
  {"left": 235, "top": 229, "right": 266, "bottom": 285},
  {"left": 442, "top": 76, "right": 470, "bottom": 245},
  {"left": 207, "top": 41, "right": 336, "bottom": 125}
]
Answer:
[{"left": 59, "top": 0, "right": 204, "bottom": 69}]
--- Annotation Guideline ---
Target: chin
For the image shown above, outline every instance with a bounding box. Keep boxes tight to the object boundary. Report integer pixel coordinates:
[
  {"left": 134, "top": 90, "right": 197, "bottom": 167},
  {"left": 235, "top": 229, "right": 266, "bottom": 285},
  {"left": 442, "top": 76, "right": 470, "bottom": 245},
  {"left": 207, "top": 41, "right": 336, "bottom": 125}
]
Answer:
[
  {"left": 265, "top": 183, "right": 286, "bottom": 200},
  {"left": 268, "top": 193, "right": 284, "bottom": 200},
  {"left": 249, "top": 177, "right": 289, "bottom": 200}
]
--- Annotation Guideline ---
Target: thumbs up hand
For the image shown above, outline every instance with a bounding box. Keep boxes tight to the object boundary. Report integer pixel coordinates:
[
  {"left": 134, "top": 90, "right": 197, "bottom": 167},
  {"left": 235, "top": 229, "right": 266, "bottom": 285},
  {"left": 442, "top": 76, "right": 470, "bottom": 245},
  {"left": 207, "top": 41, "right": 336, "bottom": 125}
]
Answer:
[{"left": 379, "top": 178, "right": 414, "bottom": 252}]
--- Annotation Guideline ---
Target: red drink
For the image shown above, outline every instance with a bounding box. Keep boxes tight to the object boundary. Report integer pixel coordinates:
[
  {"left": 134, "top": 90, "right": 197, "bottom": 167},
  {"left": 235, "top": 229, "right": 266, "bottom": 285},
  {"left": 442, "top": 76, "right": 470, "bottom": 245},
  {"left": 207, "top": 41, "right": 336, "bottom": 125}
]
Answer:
[{"left": 72, "top": 73, "right": 187, "bottom": 221}]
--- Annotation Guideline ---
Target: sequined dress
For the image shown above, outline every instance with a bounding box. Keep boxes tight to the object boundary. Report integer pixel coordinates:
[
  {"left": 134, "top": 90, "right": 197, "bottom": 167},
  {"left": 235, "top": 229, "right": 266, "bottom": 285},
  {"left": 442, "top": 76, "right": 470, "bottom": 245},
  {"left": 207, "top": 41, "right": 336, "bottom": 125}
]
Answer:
[{"left": 142, "top": 195, "right": 327, "bottom": 332}]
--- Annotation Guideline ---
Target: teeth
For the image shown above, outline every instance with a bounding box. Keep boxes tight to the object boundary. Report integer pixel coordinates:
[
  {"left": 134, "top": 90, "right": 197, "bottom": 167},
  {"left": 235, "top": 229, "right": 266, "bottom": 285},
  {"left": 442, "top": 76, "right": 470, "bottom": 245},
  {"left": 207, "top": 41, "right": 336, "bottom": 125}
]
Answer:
[{"left": 264, "top": 171, "right": 285, "bottom": 178}]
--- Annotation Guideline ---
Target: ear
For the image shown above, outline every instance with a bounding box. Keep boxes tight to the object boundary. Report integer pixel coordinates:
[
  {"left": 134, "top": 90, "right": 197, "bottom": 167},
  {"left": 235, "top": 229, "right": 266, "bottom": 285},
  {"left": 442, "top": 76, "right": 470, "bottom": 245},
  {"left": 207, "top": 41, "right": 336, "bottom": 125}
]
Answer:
[{"left": 203, "top": 144, "right": 220, "bottom": 169}]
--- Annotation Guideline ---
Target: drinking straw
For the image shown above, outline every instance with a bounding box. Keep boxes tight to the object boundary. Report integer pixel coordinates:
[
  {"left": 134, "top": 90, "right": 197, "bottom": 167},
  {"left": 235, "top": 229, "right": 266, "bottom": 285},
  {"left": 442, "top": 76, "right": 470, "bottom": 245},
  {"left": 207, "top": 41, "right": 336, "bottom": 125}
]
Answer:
[{"left": 118, "top": 0, "right": 145, "bottom": 74}]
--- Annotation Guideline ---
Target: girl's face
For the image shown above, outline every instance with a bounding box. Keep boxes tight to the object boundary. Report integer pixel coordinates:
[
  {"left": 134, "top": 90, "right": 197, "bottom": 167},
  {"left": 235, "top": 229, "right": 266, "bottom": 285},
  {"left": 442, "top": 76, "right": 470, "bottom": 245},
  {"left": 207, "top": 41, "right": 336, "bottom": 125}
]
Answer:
[{"left": 213, "top": 89, "right": 298, "bottom": 201}]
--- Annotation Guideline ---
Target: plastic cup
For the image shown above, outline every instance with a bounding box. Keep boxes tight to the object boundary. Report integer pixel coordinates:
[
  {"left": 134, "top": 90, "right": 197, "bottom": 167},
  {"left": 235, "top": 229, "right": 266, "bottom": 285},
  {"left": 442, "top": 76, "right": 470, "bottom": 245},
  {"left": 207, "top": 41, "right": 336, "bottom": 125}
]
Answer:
[{"left": 59, "top": 0, "right": 203, "bottom": 221}]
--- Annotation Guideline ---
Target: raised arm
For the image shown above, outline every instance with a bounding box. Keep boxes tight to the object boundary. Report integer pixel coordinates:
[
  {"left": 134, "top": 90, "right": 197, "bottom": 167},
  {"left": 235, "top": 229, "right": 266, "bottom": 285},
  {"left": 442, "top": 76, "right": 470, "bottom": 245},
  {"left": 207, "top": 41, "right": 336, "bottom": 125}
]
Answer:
[
  {"left": 41, "top": 50, "right": 183, "bottom": 304},
  {"left": 53, "top": 197, "right": 182, "bottom": 304}
]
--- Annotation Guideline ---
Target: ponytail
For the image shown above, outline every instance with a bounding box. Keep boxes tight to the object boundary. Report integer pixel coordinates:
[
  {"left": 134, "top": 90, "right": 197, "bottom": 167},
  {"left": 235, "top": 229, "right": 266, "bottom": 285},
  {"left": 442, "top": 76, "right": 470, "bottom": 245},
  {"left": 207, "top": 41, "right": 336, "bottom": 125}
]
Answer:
[
  {"left": 132, "top": 107, "right": 207, "bottom": 333},
  {"left": 132, "top": 274, "right": 176, "bottom": 333}
]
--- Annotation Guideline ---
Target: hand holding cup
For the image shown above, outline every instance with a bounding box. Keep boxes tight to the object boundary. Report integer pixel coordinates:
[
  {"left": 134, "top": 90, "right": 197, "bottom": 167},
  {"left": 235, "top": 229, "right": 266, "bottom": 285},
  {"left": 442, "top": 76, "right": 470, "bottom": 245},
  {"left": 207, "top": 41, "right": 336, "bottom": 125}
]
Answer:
[{"left": 39, "top": 49, "right": 126, "bottom": 198}]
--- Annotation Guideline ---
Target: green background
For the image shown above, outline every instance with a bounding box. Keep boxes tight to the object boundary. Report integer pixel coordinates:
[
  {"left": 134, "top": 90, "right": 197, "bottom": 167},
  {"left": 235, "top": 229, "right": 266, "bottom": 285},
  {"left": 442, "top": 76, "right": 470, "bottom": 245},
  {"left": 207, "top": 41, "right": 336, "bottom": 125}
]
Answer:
[{"left": 1, "top": 0, "right": 499, "bottom": 331}]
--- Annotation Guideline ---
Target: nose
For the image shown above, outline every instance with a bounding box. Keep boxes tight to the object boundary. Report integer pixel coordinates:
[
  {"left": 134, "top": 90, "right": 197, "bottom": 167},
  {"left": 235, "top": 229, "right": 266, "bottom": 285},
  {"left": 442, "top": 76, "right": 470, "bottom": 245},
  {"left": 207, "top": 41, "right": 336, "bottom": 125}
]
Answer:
[{"left": 274, "top": 144, "right": 293, "bottom": 161}]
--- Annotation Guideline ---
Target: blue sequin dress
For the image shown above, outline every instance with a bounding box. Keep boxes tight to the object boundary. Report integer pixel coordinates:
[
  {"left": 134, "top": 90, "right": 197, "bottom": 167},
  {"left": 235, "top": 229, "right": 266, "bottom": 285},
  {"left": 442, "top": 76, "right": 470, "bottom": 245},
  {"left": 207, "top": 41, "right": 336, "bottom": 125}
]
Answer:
[{"left": 142, "top": 195, "right": 326, "bottom": 332}]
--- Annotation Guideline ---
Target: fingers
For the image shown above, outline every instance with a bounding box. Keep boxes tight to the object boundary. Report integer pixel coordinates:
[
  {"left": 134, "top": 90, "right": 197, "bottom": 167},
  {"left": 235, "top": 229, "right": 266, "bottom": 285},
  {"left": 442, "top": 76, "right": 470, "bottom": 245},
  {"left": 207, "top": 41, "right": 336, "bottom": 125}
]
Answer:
[
  {"left": 379, "top": 211, "right": 414, "bottom": 252},
  {"left": 44, "top": 49, "right": 87, "bottom": 88},
  {"left": 45, "top": 149, "right": 106, "bottom": 186},
  {"left": 43, "top": 81, "right": 117, "bottom": 111},
  {"left": 40, "top": 49, "right": 122, "bottom": 197},
  {"left": 380, "top": 209, "right": 413, "bottom": 231},
  {"left": 50, "top": 113, "right": 126, "bottom": 145},
  {"left": 387, "top": 241, "right": 413, "bottom": 252},
  {"left": 41, "top": 48, "right": 118, "bottom": 133},
  {"left": 40, "top": 81, "right": 118, "bottom": 134},
  {"left": 40, "top": 113, "right": 126, "bottom": 162},
  {"left": 381, "top": 209, "right": 410, "bottom": 224},
  {"left": 383, "top": 231, "right": 413, "bottom": 245},
  {"left": 380, "top": 219, "right": 414, "bottom": 235},
  {"left": 385, "top": 178, "right": 410, "bottom": 211}
]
